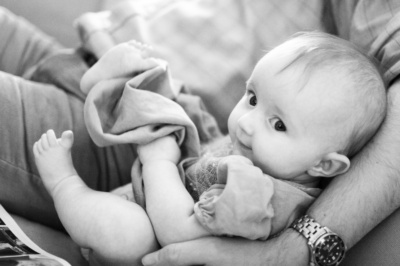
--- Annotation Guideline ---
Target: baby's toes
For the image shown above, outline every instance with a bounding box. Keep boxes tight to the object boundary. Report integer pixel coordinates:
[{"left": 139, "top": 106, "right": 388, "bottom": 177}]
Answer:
[
  {"left": 59, "top": 130, "right": 74, "bottom": 149},
  {"left": 46, "top": 129, "right": 58, "bottom": 147},
  {"left": 33, "top": 142, "right": 40, "bottom": 156},
  {"left": 128, "top": 40, "right": 153, "bottom": 58},
  {"left": 127, "top": 40, "right": 143, "bottom": 51},
  {"left": 40, "top": 133, "right": 50, "bottom": 150},
  {"left": 34, "top": 140, "right": 44, "bottom": 154}
]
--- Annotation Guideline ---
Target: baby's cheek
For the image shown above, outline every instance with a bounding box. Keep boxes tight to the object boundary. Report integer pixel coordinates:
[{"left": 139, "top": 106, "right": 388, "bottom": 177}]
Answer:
[
  {"left": 253, "top": 150, "right": 295, "bottom": 179},
  {"left": 227, "top": 115, "right": 237, "bottom": 137}
]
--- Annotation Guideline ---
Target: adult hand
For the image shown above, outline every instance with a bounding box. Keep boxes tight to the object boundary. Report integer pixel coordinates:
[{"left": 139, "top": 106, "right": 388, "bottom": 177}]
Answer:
[{"left": 141, "top": 229, "right": 309, "bottom": 266}]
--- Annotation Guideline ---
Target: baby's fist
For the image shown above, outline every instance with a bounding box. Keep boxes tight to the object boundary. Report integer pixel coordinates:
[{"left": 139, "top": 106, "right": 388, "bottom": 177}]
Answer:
[{"left": 138, "top": 135, "right": 181, "bottom": 164}]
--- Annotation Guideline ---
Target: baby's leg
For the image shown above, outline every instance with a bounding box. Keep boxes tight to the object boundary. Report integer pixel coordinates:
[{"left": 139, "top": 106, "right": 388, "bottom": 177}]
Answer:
[{"left": 34, "top": 130, "right": 158, "bottom": 265}]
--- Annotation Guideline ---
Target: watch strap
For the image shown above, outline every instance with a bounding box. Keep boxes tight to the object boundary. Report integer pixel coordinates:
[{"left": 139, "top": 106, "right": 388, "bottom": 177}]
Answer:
[
  {"left": 291, "top": 215, "right": 330, "bottom": 244},
  {"left": 290, "top": 215, "right": 347, "bottom": 266}
]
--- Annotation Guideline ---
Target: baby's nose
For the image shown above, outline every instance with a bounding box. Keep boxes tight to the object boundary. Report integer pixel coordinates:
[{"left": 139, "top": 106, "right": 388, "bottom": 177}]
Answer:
[{"left": 238, "top": 115, "right": 254, "bottom": 136}]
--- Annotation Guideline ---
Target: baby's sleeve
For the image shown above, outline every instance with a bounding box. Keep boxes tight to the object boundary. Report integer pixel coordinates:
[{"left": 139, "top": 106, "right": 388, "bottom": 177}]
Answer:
[
  {"left": 193, "top": 163, "right": 275, "bottom": 240},
  {"left": 192, "top": 161, "right": 319, "bottom": 240}
]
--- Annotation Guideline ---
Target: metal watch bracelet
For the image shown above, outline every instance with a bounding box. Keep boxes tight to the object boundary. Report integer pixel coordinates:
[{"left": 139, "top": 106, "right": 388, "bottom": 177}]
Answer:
[{"left": 291, "top": 215, "right": 347, "bottom": 266}]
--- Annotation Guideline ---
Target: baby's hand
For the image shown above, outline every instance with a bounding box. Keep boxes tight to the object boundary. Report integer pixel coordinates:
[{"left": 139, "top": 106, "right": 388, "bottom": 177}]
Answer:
[{"left": 138, "top": 135, "right": 181, "bottom": 165}]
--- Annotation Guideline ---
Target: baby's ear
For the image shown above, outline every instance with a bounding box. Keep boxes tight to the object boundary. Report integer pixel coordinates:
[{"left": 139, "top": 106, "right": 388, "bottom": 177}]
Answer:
[{"left": 307, "top": 152, "right": 350, "bottom": 178}]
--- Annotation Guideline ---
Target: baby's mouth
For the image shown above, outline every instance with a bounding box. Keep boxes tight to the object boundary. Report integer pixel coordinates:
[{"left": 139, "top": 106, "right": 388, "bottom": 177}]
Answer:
[{"left": 235, "top": 138, "right": 252, "bottom": 155}]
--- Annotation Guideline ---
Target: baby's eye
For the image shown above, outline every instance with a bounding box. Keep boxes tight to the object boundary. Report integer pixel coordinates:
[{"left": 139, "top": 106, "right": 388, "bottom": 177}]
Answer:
[
  {"left": 246, "top": 90, "right": 257, "bottom": 106},
  {"left": 249, "top": 95, "right": 257, "bottom": 106},
  {"left": 274, "top": 120, "right": 286, "bottom": 132}
]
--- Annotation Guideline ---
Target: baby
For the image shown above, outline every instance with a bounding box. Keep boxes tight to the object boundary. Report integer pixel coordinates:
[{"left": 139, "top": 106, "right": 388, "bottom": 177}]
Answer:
[{"left": 33, "top": 32, "right": 386, "bottom": 265}]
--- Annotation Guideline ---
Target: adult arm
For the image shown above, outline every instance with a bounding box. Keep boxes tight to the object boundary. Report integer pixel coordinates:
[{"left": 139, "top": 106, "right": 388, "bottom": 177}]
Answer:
[
  {"left": 141, "top": 1, "right": 400, "bottom": 264},
  {"left": 307, "top": 81, "right": 400, "bottom": 247},
  {"left": 141, "top": 81, "right": 400, "bottom": 265}
]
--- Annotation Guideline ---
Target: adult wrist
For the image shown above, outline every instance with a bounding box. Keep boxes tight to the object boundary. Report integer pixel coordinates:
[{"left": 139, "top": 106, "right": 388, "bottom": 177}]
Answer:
[{"left": 278, "top": 228, "right": 309, "bottom": 266}]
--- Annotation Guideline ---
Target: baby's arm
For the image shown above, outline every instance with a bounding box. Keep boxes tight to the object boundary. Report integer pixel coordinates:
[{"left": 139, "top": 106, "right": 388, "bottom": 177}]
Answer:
[
  {"left": 33, "top": 130, "right": 158, "bottom": 265},
  {"left": 139, "top": 137, "right": 315, "bottom": 243},
  {"left": 138, "top": 136, "right": 210, "bottom": 246}
]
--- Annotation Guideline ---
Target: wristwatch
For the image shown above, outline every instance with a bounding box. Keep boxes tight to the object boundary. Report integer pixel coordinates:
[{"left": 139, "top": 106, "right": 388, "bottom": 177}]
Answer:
[{"left": 290, "top": 215, "right": 347, "bottom": 266}]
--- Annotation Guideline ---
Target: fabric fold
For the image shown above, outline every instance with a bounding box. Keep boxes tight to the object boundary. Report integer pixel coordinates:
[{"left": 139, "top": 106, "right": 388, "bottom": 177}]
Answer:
[
  {"left": 81, "top": 43, "right": 201, "bottom": 206},
  {"left": 193, "top": 156, "right": 320, "bottom": 240},
  {"left": 83, "top": 46, "right": 200, "bottom": 160},
  {"left": 194, "top": 173, "right": 275, "bottom": 240}
]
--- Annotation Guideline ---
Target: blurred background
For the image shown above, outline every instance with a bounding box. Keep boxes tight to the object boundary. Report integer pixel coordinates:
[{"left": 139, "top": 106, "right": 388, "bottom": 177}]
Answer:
[{"left": 0, "top": 0, "right": 127, "bottom": 47}]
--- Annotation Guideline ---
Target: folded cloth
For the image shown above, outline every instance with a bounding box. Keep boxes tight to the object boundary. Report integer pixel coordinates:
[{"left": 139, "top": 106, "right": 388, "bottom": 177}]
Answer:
[
  {"left": 81, "top": 42, "right": 202, "bottom": 206},
  {"left": 27, "top": 40, "right": 223, "bottom": 206}
]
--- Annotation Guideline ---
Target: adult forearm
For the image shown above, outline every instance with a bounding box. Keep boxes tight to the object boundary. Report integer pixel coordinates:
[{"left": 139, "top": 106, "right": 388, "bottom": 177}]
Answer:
[
  {"left": 233, "top": 82, "right": 400, "bottom": 266},
  {"left": 308, "top": 82, "right": 400, "bottom": 248}
]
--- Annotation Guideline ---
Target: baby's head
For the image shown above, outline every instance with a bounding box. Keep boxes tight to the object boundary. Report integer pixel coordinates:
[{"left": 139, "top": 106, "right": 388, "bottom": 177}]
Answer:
[{"left": 228, "top": 32, "right": 386, "bottom": 185}]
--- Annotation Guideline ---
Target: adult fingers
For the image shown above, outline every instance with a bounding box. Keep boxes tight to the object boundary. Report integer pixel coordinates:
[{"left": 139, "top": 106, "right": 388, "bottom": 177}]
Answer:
[{"left": 142, "top": 240, "right": 213, "bottom": 266}]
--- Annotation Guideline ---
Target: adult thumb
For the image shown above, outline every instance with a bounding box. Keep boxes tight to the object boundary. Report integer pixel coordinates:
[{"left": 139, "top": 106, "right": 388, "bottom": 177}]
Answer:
[{"left": 142, "top": 242, "right": 204, "bottom": 266}]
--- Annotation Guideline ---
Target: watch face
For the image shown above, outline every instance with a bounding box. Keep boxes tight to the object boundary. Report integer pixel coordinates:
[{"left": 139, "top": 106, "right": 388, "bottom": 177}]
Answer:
[{"left": 314, "top": 234, "right": 346, "bottom": 266}]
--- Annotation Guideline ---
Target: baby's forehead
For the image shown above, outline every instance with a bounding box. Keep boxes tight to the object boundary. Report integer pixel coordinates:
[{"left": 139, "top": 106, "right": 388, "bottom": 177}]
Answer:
[
  {"left": 266, "top": 34, "right": 361, "bottom": 73},
  {"left": 257, "top": 60, "right": 354, "bottom": 121},
  {"left": 256, "top": 47, "right": 349, "bottom": 93},
  {"left": 269, "top": 43, "right": 333, "bottom": 73}
]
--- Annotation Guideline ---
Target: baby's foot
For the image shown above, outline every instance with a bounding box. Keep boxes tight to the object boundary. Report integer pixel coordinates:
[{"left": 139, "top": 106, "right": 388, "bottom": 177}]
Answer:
[
  {"left": 33, "top": 130, "right": 77, "bottom": 194},
  {"left": 127, "top": 40, "right": 154, "bottom": 59},
  {"left": 80, "top": 40, "right": 158, "bottom": 94}
]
